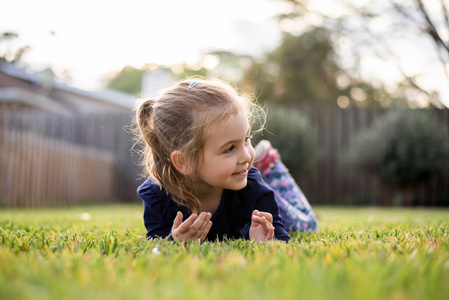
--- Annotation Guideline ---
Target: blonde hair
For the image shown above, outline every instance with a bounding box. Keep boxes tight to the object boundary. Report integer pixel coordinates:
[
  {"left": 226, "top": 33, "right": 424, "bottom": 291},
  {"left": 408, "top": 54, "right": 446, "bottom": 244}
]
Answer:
[{"left": 134, "top": 78, "right": 265, "bottom": 213}]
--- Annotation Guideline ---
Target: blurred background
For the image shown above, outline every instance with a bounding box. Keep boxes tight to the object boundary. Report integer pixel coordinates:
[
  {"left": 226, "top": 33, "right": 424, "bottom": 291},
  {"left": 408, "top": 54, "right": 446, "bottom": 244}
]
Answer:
[{"left": 1, "top": 0, "right": 449, "bottom": 207}]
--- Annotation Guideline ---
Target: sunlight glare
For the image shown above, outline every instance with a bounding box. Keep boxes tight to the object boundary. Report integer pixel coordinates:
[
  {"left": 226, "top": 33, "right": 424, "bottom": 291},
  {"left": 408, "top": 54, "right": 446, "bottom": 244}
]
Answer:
[
  {"left": 337, "top": 95, "right": 350, "bottom": 109},
  {"left": 203, "top": 54, "right": 220, "bottom": 70},
  {"left": 350, "top": 87, "right": 367, "bottom": 102}
]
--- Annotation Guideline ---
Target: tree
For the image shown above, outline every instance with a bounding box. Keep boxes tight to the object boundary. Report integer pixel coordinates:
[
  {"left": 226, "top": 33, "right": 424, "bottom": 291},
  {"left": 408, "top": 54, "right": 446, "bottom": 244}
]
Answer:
[
  {"left": 245, "top": 27, "right": 395, "bottom": 107},
  {"left": 253, "top": 28, "right": 340, "bottom": 106},
  {"left": 272, "top": 0, "right": 448, "bottom": 108},
  {"left": 395, "top": 0, "right": 449, "bottom": 83},
  {"left": 0, "top": 32, "right": 30, "bottom": 63},
  {"left": 105, "top": 66, "right": 143, "bottom": 95},
  {"left": 105, "top": 52, "right": 251, "bottom": 96}
]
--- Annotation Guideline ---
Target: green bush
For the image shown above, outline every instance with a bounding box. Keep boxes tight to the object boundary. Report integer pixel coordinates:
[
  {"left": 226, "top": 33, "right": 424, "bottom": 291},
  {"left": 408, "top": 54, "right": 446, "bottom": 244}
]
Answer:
[
  {"left": 345, "top": 109, "right": 449, "bottom": 188},
  {"left": 253, "top": 106, "right": 321, "bottom": 177}
]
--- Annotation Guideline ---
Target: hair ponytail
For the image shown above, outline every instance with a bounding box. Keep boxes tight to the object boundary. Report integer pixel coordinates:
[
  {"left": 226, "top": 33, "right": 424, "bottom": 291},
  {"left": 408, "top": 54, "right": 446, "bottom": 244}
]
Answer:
[
  {"left": 135, "top": 98, "right": 201, "bottom": 213},
  {"left": 136, "top": 99, "right": 156, "bottom": 146},
  {"left": 135, "top": 99, "right": 158, "bottom": 177}
]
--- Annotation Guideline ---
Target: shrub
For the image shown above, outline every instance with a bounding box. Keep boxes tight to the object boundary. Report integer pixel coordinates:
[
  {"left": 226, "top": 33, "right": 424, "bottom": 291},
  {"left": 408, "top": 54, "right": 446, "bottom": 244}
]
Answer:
[
  {"left": 253, "top": 106, "right": 321, "bottom": 177},
  {"left": 345, "top": 109, "right": 449, "bottom": 189}
]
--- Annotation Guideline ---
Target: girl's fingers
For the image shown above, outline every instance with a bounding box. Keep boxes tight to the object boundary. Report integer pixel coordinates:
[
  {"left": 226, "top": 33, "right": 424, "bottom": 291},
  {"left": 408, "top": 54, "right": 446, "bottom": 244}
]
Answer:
[
  {"left": 252, "top": 210, "right": 273, "bottom": 230},
  {"left": 262, "top": 213, "right": 273, "bottom": 224},
  {"left": 173, "top": 212, "right": 213, "bottom": 242},
  {"left": 252, "top": 215, "right": 273, "bottom": 232},
  {"left": 260, "top": 216, "right": 272, "bottom": 232},
  {"left": 199, "top": 212, "right": 212, "bottom": 231},
  {"left": 177, "top": 212, "right": 212, "bottom": 236},
  {"left": 254, "top": 210, "right": 273, "bottom": 224},
  {"left": 199, "top": 221, "right": 213, "bottom": 242},
  {"left": 172, "top": 211, "right": 183, "bottom": 230},
  {"left": 176, "top": 213, "right": 198, "bottom": 233},
  {"left": 193, "top": 212, "right": 212, "bottom": 239},
  {"left": 249, "top": 210, "right": 275, "bottom": 242},
  {"left": 266, "top": 227, "right": 275, "bottom": 240}
]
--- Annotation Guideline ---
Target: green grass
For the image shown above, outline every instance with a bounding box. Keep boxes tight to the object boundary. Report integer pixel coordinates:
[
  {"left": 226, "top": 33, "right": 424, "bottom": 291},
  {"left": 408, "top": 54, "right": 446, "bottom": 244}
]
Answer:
[{"left": 1, "top": 205, "right": 448, "bottom": 300}]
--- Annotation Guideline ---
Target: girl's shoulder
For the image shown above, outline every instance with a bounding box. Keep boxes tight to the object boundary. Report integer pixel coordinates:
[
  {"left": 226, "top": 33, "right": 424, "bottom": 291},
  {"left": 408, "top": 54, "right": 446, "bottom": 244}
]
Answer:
[
  {"left": 232, "top": 167, "right": 275, "bottom": 207},
  {"left": 137, "top": 177, "right": 164, "bottom": 203},
  {"left": 246, "top": 167, "right": 273, "bottom": 195},
  {"left": 137, "top": 178, "right": 181, "bottom": 217}
]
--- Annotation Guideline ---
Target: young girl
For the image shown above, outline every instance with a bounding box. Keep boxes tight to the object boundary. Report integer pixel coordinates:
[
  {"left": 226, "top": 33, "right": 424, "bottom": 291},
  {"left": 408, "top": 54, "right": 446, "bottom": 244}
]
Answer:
[{"left": 135, "top": 79, "right": 317, "bottom": 243}]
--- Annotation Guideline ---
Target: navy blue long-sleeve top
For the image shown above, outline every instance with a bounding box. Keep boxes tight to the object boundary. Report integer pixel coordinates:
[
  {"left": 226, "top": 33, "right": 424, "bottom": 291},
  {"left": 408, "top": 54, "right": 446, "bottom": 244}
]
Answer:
[{"left": 137, "top": 167, "right": 291, "bottom": 242}]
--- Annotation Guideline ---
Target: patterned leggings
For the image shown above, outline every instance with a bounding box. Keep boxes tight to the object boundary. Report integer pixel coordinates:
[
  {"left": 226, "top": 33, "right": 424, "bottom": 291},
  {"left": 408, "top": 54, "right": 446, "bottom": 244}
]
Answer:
[{"left": 261, "top": 161, "right": 318, "bottom": 233}]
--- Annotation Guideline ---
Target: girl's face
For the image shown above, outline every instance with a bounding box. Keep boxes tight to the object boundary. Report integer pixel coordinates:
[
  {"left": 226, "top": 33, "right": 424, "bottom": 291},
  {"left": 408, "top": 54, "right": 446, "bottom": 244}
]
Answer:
[{"left": 196, "top": 109, "right": 255, "bottom": 193}]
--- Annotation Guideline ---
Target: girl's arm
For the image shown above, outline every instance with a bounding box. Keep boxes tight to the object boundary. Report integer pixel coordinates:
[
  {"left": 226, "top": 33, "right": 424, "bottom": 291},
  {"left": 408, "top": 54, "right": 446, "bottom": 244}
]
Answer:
[
  {"left": 245, "top": 167, "right": 291, "bottom": 241},
  {"left": 143, "top": 201, "right": 173, "bottom": 239}
]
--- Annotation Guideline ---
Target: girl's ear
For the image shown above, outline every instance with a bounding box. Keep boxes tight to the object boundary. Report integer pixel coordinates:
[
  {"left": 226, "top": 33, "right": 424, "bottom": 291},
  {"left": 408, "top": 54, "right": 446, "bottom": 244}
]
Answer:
[{"left": 171, "top": 150, "right": 193, "bottom": 176}]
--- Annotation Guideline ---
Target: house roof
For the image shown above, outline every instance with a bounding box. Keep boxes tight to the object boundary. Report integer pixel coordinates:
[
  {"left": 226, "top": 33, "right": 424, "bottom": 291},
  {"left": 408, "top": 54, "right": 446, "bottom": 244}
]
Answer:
[
  {"left": 0, "top": 59, "right": 135, "bottom": 113},
  {"left": 0, "top": 86, "right": 72, "bottom": 114}
]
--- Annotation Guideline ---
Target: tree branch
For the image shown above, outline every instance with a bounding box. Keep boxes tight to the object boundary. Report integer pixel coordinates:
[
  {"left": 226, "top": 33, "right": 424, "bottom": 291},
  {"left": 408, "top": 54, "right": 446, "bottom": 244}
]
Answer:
[
  {"left": 441, "top": 0, "right": 449, "bottom": 32},
  {"left": 416, "top": 0, "right": 449, "bottom": 54}
]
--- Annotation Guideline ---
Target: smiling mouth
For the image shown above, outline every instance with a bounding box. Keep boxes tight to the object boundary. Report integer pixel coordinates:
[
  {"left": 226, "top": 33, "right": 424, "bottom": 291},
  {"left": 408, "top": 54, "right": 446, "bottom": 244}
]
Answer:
[{"left": 232, "top": 169, "right": 248, "bottom": 176}]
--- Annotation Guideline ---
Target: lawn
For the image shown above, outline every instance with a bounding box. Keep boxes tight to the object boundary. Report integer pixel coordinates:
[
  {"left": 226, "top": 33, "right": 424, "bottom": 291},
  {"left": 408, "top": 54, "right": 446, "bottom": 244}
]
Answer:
[{"left": 1, "top": 205, "right": 448, "bottom": 300}]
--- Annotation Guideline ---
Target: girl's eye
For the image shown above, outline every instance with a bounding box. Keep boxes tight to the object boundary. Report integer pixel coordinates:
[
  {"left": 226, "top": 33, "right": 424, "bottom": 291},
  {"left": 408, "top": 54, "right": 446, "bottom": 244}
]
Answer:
[
  {"left": 245, "top": 135, "right": 253, "bottom": 144},
  {"left": 224, "top": 145, "right": 235, "bottom": 154}
]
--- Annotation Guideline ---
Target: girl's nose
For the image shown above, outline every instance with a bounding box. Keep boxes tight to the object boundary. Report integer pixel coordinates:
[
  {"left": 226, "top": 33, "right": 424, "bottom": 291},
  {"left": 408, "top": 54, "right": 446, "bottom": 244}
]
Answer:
[{"left": 240, "top": 144, "right": 254, "bottom": 164}]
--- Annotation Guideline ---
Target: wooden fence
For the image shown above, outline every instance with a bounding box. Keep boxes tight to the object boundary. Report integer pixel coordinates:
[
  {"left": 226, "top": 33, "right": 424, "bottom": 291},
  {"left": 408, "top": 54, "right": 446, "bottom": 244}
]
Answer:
[
  {"left": 299, "top": 106, "right": 449, "bottom": 206},
  {"left": 1, "top": 107, "right": 449, "bottom": 207},
  {"left": 0, "top": 111, "right": 140, "bottom": 207},
  {"left": 0, "top": 131, "right": 115, "bottom": 206}
]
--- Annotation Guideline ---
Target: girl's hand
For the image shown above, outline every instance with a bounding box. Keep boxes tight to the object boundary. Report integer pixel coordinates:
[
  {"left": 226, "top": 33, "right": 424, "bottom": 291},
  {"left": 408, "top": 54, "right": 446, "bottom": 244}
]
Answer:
[
  {"left": 171, "top": 211, "right": 212, "bottom": 243},
  {"left": 249, "top": 210, "right": 275, "bottom": 242}
]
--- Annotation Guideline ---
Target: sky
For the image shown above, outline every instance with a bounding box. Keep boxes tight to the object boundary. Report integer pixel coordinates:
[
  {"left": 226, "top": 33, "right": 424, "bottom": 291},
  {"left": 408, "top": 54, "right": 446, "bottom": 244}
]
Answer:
[
  {"left": 1, "top": 0, "right": 449, "bottom": 107},
  {"left": 1, "top": 0, "right": 281, "bottom": 90}
]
